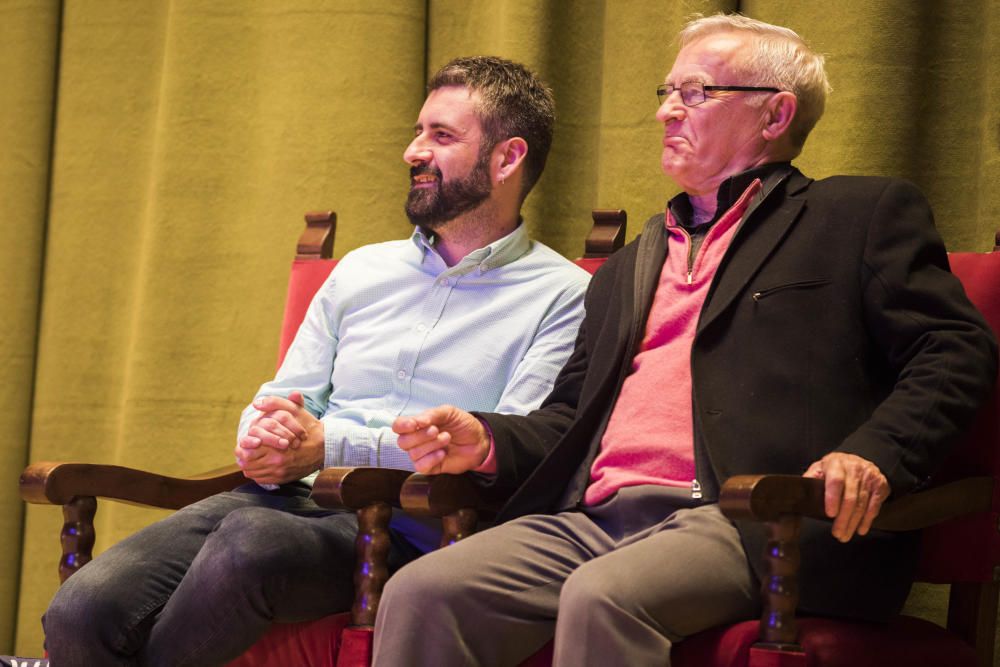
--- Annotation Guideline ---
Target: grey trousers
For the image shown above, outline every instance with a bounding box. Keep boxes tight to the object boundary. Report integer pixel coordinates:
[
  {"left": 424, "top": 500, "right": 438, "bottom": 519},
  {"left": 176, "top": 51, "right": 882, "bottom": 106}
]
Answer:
[{"left": 372, "top": 485, "right": 759, "bottom": 667}]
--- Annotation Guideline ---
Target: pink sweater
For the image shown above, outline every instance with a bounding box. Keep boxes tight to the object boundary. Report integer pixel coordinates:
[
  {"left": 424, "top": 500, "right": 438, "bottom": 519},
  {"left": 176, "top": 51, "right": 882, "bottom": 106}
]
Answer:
[{"left": 584, "top": 179, "right": 762, "bottom": 506}]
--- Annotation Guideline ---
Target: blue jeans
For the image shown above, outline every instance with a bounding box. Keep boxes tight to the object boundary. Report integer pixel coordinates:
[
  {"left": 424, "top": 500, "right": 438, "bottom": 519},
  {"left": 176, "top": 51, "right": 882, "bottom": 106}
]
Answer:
[{"left": 43, "top": 483, "right": 421, "bottom": 667}]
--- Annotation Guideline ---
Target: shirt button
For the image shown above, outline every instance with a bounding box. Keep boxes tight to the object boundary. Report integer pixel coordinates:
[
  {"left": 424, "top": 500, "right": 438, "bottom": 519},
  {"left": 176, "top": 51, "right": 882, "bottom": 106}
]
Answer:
[
  {"left": 438, "top": 278, "right": 450, "bottom": 287},
  {"left": 397, "top": 370, "right": 406, "bottom": 380},
  {"left": 416, "top": 323, "right": 426, "bottom": 332}
]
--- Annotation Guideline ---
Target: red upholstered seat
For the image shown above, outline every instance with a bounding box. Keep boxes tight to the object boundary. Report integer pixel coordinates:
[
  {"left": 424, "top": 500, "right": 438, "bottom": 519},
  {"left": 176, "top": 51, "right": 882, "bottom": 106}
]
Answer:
[
  {"left": 227, "top": 615, "right": 349, "bottom": 667},
  {"left": 672, "top": 616, "right": 979, "bottom": 667}
]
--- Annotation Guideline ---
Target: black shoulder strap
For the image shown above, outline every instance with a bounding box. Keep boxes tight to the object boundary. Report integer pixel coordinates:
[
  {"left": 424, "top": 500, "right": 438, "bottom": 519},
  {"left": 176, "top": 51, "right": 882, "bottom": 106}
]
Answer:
[{"left": 627, "top": 212, "right": 667, "bottom": 354}]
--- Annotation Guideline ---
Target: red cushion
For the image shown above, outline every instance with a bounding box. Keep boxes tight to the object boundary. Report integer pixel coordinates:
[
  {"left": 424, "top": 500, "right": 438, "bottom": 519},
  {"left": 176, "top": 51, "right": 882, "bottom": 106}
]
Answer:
[
  {"left": 278, "top": 258, "right": 337, "bottom": 368},
  {"left": 335, "top": 626, "right": 374, "bottom": 667},
  {"left": 672, "top": 615, "right": 978, "bottom": 667},
  {"left": 949, "top": 251, "right": 1000, "bottom": 331},
  {"left": 915, "top": 251, "right": 1000, "bottom": 582},
  {"left": 226, "top": 613, "right": 351, "bottom": 667},
  {"left": 941, "top": 251, "right": 1000, "bottom": 479},
  {"left": 573, "top": 257, "right": 607, "bottom": 276}
]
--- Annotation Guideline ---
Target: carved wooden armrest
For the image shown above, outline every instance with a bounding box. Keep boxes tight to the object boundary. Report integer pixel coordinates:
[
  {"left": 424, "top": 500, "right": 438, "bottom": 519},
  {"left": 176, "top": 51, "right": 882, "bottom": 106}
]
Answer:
[
  {"left": 20, "top": 461, "right": 246, "bottom": 509},
  {"left": 310, "top": 467, "right": 413, "bottom": 627},
  {"left": 20, "top": 461, "right": 246, "bottom": 583},
  {"left": 720, "top": 473, "right": 993, "bottom": 530},
  {"left": 310, "top": 466, "right": 412, "bottom": 510},
  {"left": 718, "top": 473, "right": 995, "bottom": 650},
  {"left": 400, "top": 472, "right": 497, "bottom": 547}
]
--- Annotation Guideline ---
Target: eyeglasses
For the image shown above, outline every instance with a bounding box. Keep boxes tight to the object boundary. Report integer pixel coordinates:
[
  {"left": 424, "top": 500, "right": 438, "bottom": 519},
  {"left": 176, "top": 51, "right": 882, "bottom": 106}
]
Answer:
[{"left": 656, "top": 81, "right": 781, "bottom": 107}]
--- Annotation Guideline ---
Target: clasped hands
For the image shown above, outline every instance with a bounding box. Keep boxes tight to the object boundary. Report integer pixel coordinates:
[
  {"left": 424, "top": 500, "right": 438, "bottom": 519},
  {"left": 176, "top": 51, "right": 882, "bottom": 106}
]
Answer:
[
  {"left": 393, "top": 406, "right": 890, "bottom": 543},
  {"left": 235, "top": 391, "right": 325, "bottom": 485}
]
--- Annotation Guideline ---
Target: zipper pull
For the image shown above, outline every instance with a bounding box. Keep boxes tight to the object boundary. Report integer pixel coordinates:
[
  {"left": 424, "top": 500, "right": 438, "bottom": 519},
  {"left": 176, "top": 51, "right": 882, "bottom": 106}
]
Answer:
[
  {"left": 691, "top": 479, "right": 702, "bottom": 499},
  {"left": 687, "top": 271, "right": 693, "bottom": 285}
]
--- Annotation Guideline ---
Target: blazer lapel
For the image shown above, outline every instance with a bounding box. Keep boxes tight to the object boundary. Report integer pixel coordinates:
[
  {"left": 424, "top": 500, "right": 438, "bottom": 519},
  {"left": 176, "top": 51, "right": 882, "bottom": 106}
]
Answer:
[{"left": 697, "top": 173, "right": 810, "bottom": 334}]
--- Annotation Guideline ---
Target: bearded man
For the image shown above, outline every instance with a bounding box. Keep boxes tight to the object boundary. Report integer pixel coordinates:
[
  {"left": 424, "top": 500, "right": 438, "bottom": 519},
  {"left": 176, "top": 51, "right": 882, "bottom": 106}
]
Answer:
[{"left": 43, "top": 56, "right": 589, "bottom": 667}]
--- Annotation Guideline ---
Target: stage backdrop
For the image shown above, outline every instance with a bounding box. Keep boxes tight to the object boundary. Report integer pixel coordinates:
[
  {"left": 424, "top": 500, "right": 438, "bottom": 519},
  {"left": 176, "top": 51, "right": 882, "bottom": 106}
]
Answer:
[{"left": 3, "top": 0, "right": 998, "bottom": 657}]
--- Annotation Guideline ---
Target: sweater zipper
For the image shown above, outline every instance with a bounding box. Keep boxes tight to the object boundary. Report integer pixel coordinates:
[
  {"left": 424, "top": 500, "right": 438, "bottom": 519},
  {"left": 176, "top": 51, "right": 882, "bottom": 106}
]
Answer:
[
  {"left": 691, "top": 478, "right": 702, "bottom": 499},
  {"left": 675, "top": 226, "right": 695, "bottom": 285}
]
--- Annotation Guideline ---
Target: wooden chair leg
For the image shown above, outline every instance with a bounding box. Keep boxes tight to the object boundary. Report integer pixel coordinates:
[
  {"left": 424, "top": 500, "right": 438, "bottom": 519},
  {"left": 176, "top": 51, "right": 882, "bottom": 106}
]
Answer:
[
  {"left": 439, "top": 508, "right": 478, "bottom": 547},
  {"left": 59, "top": 495, "right": 96, "bottom": 583},
  {"left": 351, "top": 502, "right": 393, "bottom": 627},
  {"left": 756, "top": 514, "right": 804, "bottom": 651},
  {"left": 947, "top": 581, "right": 999, "bottom": 667}
]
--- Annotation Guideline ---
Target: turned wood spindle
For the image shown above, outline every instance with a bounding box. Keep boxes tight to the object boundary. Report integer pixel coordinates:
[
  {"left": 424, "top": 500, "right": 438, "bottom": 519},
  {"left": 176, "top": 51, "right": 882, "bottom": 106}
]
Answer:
[
  {"left": 351, "top": 502, "right": 393, "bottom": 627},
  {"left": 59, "top": 496, "right": 97, "bottom": 584},
  {"left": 439, "top": 508, "right": 478, "bottom": 548},
  {"left": 758, "top": 513, "right": 803, "bottom": 649}
]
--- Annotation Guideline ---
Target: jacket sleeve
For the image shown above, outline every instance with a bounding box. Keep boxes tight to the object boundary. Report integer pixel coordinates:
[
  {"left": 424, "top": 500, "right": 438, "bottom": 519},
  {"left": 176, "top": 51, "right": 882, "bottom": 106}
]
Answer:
[{"left": 838, "top": 178, "right": 998, "bottom": 492}]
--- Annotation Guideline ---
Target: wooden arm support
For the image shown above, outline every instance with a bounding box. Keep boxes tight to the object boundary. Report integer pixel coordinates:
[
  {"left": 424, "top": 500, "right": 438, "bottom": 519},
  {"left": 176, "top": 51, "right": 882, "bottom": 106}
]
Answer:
[
  {"left": 720, "top": 474, "right": 994, "bottom": 530},
  {"left": 20, "top": 461, "right": 246, "bottom": 583},
  {"left": 719, "top": 473, "right": 996, "bottom": 649},
  {"left": 400, "top": 473, "right": 491, "bottom": 547},
  {"left": 20, "top": 461, "right": 247, "bottom": 509},
  {"left": 309, "top": 468, "right": 489, "bottom": 625},
  {"left": 310, "top": 467, "right": 412, "bottom": 510},
  {"left": 311, "top": 467, "right": 413, "bottom": 626}
]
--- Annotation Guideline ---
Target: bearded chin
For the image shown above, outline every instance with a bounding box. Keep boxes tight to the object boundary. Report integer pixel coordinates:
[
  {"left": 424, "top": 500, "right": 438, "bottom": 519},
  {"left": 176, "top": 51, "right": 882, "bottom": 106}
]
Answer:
[
  {"left": 405, "top": 188, "right": 448, "bottom": 228},
  {"left": 405, "top": 166, "right": 492, "bottom": 229}
]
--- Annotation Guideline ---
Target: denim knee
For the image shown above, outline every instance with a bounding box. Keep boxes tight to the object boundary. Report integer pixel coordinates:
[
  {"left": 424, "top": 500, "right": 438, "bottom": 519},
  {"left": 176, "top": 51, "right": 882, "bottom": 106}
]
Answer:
[
  {"left": 199, "top": 506, "right": 302, "bottom": 581},
  {"left": 43, "top": 566, "right": 145, "bottom": 664}
]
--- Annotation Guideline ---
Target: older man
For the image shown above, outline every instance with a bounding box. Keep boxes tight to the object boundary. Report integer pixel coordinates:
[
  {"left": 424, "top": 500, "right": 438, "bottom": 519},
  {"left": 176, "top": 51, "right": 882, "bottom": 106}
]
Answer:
[
  {"left": 374, "top": 15, "right": 998, "bottom": 666},
  {"left": 42, "top": 56, "right": 590, "bottom": 666}
]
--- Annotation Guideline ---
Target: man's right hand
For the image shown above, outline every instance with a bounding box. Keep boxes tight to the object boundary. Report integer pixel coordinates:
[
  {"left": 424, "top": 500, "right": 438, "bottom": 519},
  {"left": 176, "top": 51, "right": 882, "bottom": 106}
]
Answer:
[
  {"left": 392, "top": 405, "right": 491, "bottom": 474},
  {"left": 240, "top": 395, "right": 309, "bottom": 451}
]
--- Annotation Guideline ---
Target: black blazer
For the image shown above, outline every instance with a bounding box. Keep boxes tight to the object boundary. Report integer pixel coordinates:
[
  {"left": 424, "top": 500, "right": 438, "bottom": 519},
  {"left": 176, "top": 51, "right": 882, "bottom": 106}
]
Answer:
[{"left": 478, "top": 169, "right": 998, "bottom": 621}]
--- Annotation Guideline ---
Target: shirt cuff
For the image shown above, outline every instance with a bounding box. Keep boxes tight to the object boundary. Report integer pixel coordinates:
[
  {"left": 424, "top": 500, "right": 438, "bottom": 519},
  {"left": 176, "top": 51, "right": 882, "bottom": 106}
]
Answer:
[{"left": 472, "top": 417, "right": 498, "bottom": 475}]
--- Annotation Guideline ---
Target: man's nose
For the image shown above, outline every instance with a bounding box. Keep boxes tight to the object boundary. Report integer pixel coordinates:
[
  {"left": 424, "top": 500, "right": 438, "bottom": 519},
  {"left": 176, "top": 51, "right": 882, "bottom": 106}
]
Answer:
[
  {"left": 404, "top": 137, "right": 432, "bottom": 165},
  {"left": 655, "top": 91, "right": 685, "bottom": 123}
]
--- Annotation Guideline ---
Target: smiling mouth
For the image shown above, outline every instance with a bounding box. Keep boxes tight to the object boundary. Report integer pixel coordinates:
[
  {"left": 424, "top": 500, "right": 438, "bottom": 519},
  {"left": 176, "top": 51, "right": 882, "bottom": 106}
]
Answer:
[{"left": 411, "top": 173, "right": 438, "bottom": 189}]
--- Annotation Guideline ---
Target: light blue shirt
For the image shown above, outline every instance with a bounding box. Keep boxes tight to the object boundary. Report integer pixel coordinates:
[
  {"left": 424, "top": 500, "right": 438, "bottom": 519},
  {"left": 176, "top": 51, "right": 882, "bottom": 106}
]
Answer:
[{"left": 238, "top": 223, "right": 590, "bottom": 480}]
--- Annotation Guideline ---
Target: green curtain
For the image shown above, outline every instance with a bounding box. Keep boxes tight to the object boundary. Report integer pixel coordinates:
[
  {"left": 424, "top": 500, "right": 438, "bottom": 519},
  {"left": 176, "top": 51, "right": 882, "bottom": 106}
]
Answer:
[
  {"left": 1, "top": 0, "right": 61, "bottom": 654},
  {"left": 4, "top": 0, "right": 998, "bottom": 657}
]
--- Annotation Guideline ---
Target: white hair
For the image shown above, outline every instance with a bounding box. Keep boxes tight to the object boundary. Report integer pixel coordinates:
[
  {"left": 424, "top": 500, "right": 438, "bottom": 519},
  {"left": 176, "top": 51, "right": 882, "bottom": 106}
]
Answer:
[{"left": 680, "top": 13, "right": 832, "bottom": 149}]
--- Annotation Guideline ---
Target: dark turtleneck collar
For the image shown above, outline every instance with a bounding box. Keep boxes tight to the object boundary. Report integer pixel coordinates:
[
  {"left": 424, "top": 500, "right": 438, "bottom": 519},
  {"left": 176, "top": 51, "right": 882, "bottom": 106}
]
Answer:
[{"left": 668, "top": 161, "right": 792, "bottom": 231}]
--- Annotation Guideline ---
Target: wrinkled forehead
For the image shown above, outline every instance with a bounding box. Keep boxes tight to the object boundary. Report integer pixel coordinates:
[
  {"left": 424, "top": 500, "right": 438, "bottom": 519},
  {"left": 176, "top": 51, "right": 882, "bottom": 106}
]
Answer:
[{"left": 665, "top": 32, "right": 751, "bottom": 84}]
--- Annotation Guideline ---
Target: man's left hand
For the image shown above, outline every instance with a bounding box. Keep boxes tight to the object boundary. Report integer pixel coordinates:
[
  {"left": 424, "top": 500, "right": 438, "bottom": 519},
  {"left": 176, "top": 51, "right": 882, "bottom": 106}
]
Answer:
[
  {"left": 235, "top": 392, "right": 324, "bottom": 485},
  {"left": 803, "top": 452, "right": 889, "bottom": 543}
]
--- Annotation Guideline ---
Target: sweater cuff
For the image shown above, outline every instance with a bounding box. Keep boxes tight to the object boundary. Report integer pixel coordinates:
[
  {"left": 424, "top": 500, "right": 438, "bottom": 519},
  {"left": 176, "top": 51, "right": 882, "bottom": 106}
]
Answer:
[{"left": 471, "top": 417, "right": 498, "bottom": 476}]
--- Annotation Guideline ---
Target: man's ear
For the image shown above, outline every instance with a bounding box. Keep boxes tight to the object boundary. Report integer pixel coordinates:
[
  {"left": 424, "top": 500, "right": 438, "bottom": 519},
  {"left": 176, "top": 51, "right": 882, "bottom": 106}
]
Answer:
[
  {"left": 495, "top": 137, "right": 528, "bottom": 184},
  {"left": 762, "top": 91, "right": 797, "bottom": 142}
]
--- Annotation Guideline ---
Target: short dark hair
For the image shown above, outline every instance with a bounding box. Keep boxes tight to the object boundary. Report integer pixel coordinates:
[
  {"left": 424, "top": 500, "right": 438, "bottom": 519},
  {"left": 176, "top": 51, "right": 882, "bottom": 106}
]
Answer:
[{"left": 428, "top": 56, "right": 555, "bottom": 199}]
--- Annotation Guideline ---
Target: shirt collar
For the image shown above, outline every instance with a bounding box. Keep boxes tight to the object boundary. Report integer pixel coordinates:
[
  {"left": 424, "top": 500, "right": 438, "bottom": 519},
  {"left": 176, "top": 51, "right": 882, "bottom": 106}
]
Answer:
[
  {"left": 667, "top": 161, "right": 792, "bottom": 230},
  {"left": 409, "top": 219, "right": 531, "bottom": 274}
]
